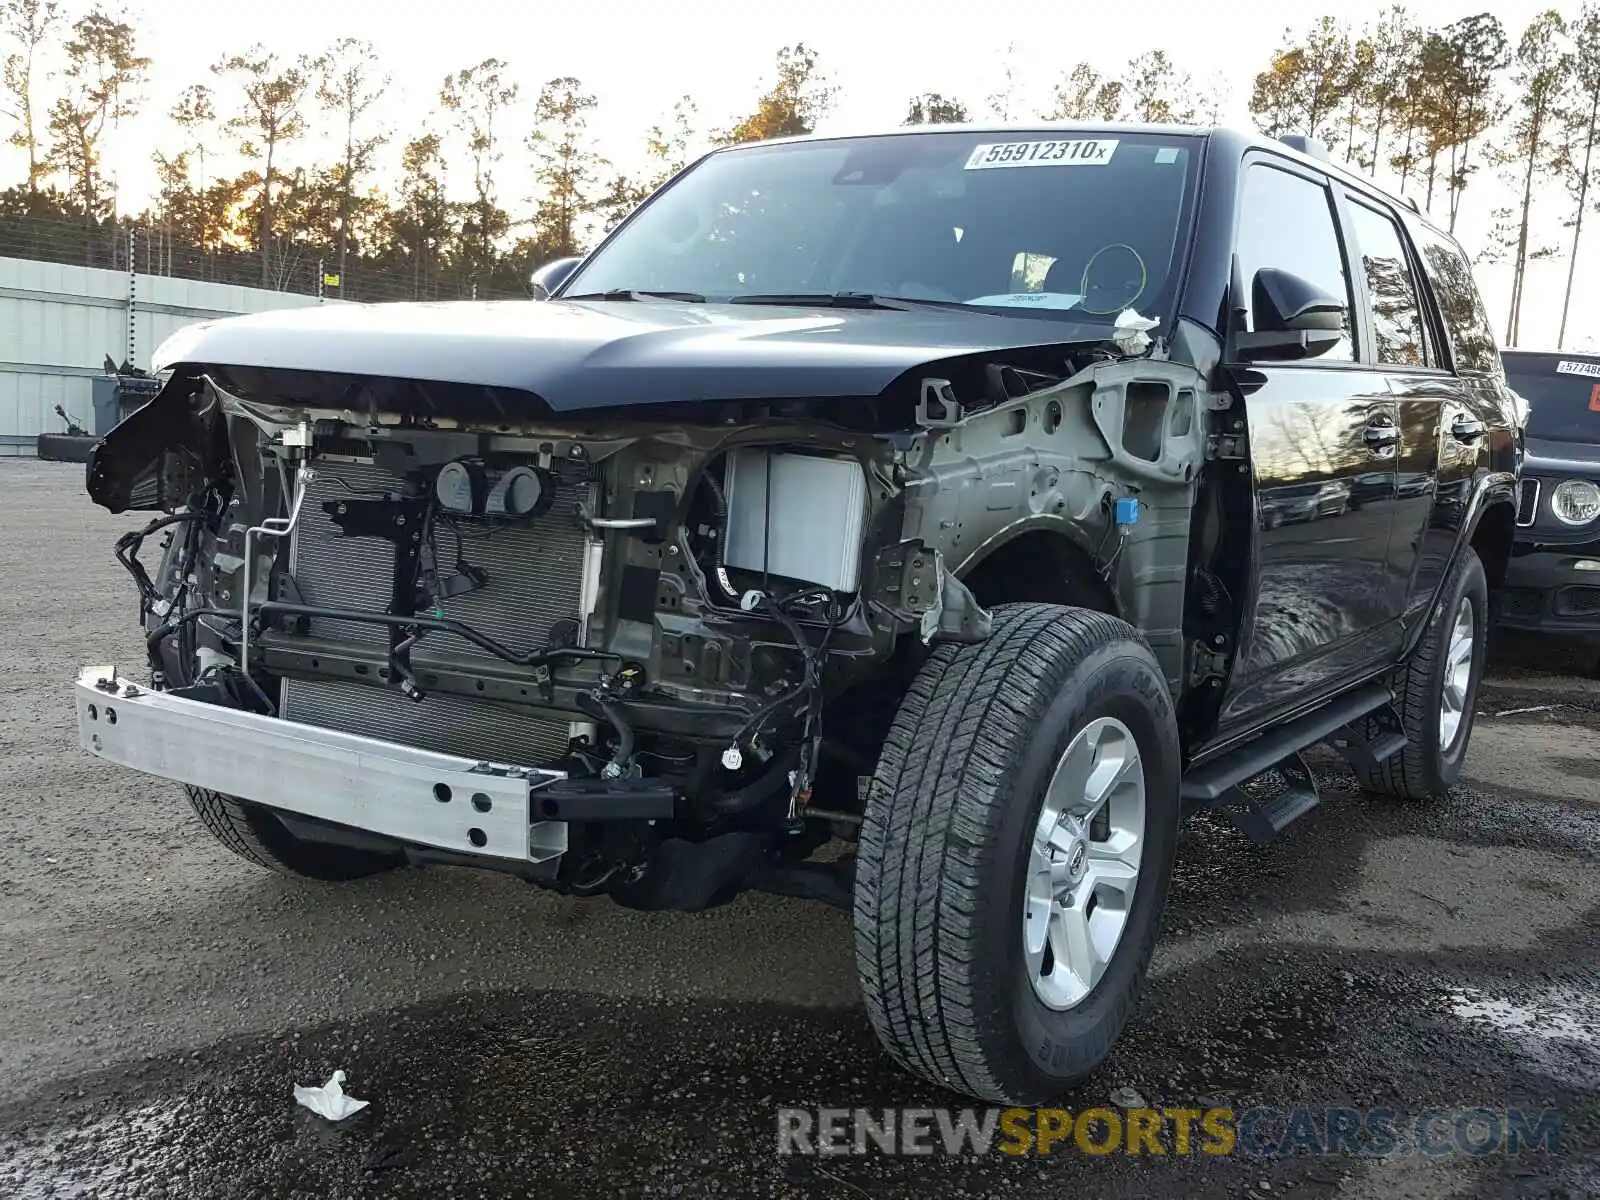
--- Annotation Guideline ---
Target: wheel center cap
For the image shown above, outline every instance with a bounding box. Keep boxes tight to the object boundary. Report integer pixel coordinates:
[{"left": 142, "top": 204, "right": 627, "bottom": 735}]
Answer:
[{"left": 1066, "top": 839, "right": 1087, "bottom": 879}]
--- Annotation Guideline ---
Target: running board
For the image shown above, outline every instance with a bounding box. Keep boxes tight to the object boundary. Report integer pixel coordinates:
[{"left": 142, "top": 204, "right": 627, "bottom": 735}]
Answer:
[{"left": 1182, "top": 682, "right": 1394, "bottom": 807}]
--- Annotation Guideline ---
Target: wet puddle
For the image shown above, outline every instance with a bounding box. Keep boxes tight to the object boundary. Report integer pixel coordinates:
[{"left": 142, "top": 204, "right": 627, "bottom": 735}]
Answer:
[
  {"left": 1445, "top": 985, "right": 1600, "bottom": 1092},
  {"left": 1, "top": 1100, "right": 190, "bottom": 1198}
]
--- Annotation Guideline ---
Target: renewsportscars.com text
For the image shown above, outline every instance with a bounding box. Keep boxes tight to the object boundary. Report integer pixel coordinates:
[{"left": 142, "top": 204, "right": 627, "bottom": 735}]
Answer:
[{"left": 776, "top": 1105, "right": 1562, "bottom": 1159}]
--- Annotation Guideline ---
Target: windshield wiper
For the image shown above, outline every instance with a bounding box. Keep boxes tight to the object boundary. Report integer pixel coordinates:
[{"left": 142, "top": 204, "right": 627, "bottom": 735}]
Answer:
[
  {"left": 727, "top": 292, "right": 974, "bottom": 312},
  {"left": 563, "top": 289, "right": 708, "bottom": 302}
]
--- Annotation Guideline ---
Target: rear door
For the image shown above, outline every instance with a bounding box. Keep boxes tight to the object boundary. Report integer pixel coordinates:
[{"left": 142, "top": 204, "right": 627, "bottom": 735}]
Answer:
[
  {"left": 1407, "top": 221, "right": 1514, "bottom": 628},
  {"left": 1220, "top": 157, "right": 1404, "bottom": 728},
  {"left": 1339, "top": 194, "right": 1452, "bottom": 627}
]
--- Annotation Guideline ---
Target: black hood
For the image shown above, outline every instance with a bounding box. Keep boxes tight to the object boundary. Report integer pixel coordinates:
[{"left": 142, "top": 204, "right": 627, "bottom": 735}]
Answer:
[
  {"left": 1525, "top": 434, "right": 1600, "bottom": 474},
  {"left": 151, "top": 297, "right": 1109, "bottom": 412}
]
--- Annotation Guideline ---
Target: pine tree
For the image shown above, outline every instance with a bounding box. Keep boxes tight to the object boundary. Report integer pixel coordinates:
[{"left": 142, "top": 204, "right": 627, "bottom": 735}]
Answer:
[{"left": 213, "top": 46, "right": 311, "bottom": 286}]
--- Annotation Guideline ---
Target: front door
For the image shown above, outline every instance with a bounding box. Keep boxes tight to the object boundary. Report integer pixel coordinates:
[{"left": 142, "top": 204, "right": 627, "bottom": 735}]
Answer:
[{"left": 1219, "top": 158, "right": 1403, "bottom": 729}]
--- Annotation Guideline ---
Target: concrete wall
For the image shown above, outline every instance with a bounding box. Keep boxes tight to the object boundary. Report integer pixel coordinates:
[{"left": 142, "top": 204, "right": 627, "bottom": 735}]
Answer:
[{"left": 0, "top": 256, "right": 339, "bottom": 455}]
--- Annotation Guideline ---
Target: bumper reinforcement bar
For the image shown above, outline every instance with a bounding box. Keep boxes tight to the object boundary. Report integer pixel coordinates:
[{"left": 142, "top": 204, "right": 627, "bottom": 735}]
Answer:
[{"left": 75, "top": 665, "right": 570, "bottom": 863}]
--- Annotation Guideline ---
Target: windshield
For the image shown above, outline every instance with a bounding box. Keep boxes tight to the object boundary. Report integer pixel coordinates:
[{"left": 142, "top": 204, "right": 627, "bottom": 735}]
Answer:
[
  {"left": 1503, "top": 353, "right": 1600, "bottom": 442},
  {"left": 563, "top": 129, "right": 1200, "bottom": 321}
]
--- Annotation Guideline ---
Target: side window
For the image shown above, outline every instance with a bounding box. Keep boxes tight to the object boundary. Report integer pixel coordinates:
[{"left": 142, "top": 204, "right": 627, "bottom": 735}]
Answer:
[
  {"left": 1235, "top": 163, "right": 1354, "bottom": 361},
  {"left": 1411, "top": 223, "right": 1501, "bottom": 376},
  {"left": 1345, "top": 200, "right": 1428, "bottom": 367}
]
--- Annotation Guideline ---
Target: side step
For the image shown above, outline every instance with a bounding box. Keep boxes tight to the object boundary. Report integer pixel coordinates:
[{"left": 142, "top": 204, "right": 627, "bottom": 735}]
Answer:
[
  {"left": 1181, "top": 682, "right": 1406, "bottom": 842},
  {"left": 1227, "top": 749, "right": 1321, "bottom": 843},
  {"left": 1326, "top": 702, "right": 1409, "bottom": 772}
]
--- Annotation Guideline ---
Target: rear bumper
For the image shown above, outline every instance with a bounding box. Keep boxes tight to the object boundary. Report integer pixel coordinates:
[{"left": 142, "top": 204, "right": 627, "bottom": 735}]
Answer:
[
  {"left": 74, "top": 665, "right": 569, "bottom": 863},
  {"left": 1499, "top": 541, "right": 1600, "bottom": 636}
]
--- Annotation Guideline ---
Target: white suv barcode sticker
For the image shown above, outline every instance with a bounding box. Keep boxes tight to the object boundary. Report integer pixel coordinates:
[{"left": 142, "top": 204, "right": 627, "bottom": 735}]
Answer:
[
  {"left": 963, "top": 139, "right": 1119, "bottom": 169},
  {"left": 1555, "top": 358, "right": 1600, "bottom": 377}
]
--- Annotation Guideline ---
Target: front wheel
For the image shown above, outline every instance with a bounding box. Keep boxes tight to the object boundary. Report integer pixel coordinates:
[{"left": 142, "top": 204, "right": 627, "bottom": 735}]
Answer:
[
  {"left": 852, "top": 603, "right": 1181, "bottom": 1104},
  {"left": 185, "top": 788, "right": 403, "bottom": 881}
]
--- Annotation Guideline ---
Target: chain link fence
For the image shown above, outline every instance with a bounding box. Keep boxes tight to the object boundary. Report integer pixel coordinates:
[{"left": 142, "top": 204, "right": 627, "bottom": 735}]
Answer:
[{"left": 0, "top": 215, "right": 533, "bottom": 304}]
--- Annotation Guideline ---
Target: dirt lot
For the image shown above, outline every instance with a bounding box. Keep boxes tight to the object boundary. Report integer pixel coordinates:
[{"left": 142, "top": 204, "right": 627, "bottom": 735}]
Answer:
[{"left": 0, "top": 457, "right": 1596, "bottom": 1199}]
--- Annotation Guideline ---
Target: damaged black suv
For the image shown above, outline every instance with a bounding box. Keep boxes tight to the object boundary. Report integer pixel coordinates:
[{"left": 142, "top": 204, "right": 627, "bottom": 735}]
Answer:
[{"left": 78, "top": 124, "right": 1519, "bottom": 1104}]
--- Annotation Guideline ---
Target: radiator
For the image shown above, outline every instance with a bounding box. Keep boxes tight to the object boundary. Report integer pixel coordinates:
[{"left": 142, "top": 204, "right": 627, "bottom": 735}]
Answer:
[{"left": 280, "top": 457, "right": 593, "bottom": 766}]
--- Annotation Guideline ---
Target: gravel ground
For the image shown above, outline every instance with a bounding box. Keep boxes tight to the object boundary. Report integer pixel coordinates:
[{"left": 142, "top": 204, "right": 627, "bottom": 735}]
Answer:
[{"left": 0, "top": 457, "right": 1596, "bottom": 1199}]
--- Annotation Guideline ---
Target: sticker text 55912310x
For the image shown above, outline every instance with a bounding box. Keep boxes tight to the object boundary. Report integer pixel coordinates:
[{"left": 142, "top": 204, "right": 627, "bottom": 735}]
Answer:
[{"left": 964, "top": 139, "right": 1119, "bottom": 170}]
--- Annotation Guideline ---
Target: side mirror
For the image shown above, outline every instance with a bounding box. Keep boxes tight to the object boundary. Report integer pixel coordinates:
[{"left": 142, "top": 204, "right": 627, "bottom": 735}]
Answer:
[
  {"left": 1233, "top": 267, "right": 1347, "bottom": 361},
  {"left": 529, "top": 256, "right": 582, "bottom": 300}
]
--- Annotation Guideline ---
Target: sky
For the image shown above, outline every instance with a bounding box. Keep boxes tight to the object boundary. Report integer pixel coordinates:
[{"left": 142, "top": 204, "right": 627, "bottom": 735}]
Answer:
[{"left": 5, "top": 0, "right": 1593, "bottom": 348}]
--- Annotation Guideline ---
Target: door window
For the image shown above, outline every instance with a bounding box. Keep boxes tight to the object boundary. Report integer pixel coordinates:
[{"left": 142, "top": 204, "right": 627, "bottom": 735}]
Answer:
[
  {"left": 1346, "top": 201, "right": 1428, "bottom": 367},
  {"left": 1235, "top": 163, "right": 1354, "bottom": 361}
]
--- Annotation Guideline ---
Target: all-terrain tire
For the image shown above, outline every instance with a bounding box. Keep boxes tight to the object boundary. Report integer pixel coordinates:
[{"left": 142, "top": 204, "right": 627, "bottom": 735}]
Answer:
[
  {"left": 1352, "top": 546, "right": 1489, "bottom": 799},
  {"left": 185, "top": 787, "right": 401, "bottom": 881},
  {"left": 852, "top": 603, "right": 1182, "bottom": 1104}
]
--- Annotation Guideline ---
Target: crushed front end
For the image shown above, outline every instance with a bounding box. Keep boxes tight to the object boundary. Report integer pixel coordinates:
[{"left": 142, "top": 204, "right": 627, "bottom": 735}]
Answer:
[
  {"left": 78, "top": 366, "right": 1001, "bottom": 909},
  {"left": 76, "top": 305, "right": 1208, "bottom": 911}
]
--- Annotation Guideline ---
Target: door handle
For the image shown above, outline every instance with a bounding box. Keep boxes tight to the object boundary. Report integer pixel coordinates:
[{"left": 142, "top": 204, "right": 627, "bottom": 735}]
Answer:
[
  {"left": 1450, "top": 414, "right": 1486, "bottom": 444},
  {"left": 1363, "top": 422, "right": 1400, "bottom": 453}
]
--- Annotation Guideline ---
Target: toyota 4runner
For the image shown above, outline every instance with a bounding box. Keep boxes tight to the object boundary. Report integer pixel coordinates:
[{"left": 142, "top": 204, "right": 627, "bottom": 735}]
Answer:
[{"left": 75, "top": 123, "right": 1520, "bottom": 1104}]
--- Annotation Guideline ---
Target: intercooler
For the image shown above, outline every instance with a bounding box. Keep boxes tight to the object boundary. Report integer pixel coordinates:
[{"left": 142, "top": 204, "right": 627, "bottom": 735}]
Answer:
[{"left": 280, "top": 457, "right": 595, "bottom": 767}]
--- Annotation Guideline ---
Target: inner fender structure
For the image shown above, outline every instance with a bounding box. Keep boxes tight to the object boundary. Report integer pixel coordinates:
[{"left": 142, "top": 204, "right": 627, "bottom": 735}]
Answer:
[{"left": 898, "top": 358, "right": 1209, "bottom": 690}]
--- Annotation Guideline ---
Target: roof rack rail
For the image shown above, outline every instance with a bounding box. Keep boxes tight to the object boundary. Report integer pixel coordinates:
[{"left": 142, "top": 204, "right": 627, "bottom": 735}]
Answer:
[{"left": 1277, "top": 134, "right": 1330, "bottom": 161}]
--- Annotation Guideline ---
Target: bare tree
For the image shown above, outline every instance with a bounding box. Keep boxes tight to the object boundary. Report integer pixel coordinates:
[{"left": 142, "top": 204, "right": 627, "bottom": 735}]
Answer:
[
  {"left": 1123, "top": 49, "right": 1197, "bottom": 123},
  {"left": 316, "top": 37, "right": 389, "bottom": 291},
  {"left": 0, "top": 0, "right": 62, "bottom": 193},
  {"left": 1559, "top": 3, "right": 1600, "bottom": 346},
  {"left": 986, "top": 41, "right": 1019, "bottom": 121},
  {"left": 1197, "top": 69, "right": 1233, "bottom": 126},
  {"left": 1501, "top": 9, "right": 1569, "bottom": 345},
  {"left": 645, "top": 95, "right": 698, "bottom": 181},
  {"left": 596, "top": 95, "right": 700, "bottom": 233}
]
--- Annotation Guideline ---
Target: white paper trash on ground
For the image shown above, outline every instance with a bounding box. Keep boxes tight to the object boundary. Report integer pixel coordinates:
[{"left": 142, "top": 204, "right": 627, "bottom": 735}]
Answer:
[{"left": 293, "top": 1069, "right": 370, "bottom": 1121}]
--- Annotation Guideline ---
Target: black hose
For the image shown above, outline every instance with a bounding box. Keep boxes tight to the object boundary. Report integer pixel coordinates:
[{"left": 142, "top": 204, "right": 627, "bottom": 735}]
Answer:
[
  {"left": 704, "top": 744, "right": 802, "bottom": 815},
  {"left": 115, "top": 512, "right": 203, "bottom": 614},
  {"left": 595, "top": 696, "right": 635, "bottom": 772},
  {"left": 257, "top": 602, "right": 623, "bottom": 670}
]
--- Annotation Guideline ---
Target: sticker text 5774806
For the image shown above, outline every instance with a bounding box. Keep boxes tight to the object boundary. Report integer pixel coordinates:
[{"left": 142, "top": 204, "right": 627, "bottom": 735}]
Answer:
[{"left": 963, "top": 139, "right": 1119, "bottom": 170}]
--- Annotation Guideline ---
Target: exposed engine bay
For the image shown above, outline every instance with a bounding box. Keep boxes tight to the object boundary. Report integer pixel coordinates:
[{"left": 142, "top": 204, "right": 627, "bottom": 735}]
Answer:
[{"left": 92, "top": 347, "right": 1208, "bottom": 909}]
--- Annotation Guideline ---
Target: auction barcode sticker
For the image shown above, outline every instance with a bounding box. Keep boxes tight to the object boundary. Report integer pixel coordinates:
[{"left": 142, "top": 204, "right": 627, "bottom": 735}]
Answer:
[
  {"left": 1555, "top": 358, "right": 1600, "bottom": 377},
  {"left": 963, "top": 139, "right": 1119, "bottom": 169}
]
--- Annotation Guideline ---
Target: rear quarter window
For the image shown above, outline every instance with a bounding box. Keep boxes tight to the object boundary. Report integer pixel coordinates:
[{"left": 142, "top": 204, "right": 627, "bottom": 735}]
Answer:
[{"left": 1410, "top": 222, "right": 1500, "bottom": 376}]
